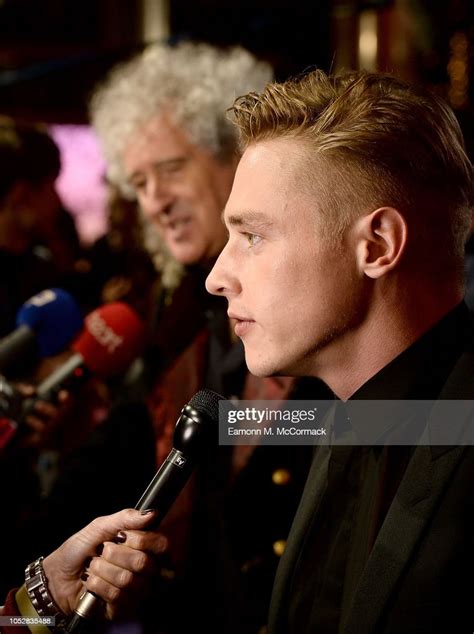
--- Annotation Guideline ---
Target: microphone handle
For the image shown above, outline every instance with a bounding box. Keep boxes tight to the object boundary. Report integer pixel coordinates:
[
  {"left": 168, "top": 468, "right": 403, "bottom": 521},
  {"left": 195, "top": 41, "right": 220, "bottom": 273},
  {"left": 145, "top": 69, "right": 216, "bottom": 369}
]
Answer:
[
  {"left": 65, "top": 447, "right": 194, "bottom": 633},
  {"left": 135, "top": 447, "right": 193, "bottom": 518},
  {"left": 0, "top": 326, "right": 36, "bottom": 374},
  {"left": 36, "top": 353, "right": 85, "bottom": 400},
  {"left": 19, "top": 353, "right": 90, "bottom": 424}
]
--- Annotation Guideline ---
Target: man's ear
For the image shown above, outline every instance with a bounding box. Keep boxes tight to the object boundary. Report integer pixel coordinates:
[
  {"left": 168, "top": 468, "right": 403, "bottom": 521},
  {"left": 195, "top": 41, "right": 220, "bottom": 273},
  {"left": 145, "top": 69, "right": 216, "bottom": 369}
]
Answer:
[{"left": 354, "top": 207, "right": 408, "bottom": 279}]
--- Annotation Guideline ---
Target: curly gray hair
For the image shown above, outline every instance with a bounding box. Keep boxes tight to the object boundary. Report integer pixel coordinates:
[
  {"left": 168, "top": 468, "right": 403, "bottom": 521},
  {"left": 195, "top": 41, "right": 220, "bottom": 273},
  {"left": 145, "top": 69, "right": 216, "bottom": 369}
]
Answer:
[{"left": 90, "top": 41, "right": 273, "bottom": 198}]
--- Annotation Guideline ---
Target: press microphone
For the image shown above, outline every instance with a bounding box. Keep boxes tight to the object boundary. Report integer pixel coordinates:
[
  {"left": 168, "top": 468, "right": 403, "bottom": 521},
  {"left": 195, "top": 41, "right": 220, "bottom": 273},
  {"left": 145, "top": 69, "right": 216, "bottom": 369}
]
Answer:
[
  {"left": 65, "top": 388, "right": 223, "bottom": 633},
  {"left": 34, "top": 302, "right": 145, "bottom": 402},
  {"left": 0, "top": 288, "right": 83, "bottom": 374},
  {"left": 0, "top": 303, "right": 145, "bottom": 451}
]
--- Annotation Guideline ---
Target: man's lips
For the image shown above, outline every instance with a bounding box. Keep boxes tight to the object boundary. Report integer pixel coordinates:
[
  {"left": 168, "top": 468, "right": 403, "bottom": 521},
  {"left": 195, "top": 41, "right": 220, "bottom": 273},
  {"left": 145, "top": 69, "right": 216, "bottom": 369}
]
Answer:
[
  {"left": 228, "top": 312, "right": 253, "bottom": 322},
  {"left": 228, "top": 313, "right": 255, "bottom": 337}
]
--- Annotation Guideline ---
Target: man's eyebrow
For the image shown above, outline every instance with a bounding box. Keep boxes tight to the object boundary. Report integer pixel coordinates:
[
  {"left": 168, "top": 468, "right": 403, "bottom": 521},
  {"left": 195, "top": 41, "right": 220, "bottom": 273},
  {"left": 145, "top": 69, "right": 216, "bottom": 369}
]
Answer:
[
  {"left": 221, "top": 209, "right": 273, "bottom": 229},
  {"left": 154, "top": 156, "right": 187, "bottom": 167}
]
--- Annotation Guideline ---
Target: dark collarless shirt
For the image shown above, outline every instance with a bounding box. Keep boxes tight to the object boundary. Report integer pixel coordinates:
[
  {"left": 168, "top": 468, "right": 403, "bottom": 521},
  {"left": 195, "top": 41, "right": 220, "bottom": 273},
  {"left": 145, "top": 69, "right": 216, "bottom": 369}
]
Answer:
[{"left": 287, "top": 302, "right": 473, "bottom": 633}]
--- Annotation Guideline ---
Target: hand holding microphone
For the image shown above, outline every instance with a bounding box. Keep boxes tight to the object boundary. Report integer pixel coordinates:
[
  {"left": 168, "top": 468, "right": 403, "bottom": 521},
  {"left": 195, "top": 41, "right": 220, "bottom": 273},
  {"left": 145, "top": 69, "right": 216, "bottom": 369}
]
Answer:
[
  {"left": 40, "top": 509, "right": 168, "bottom": 623},
  {"left": 65, "top": 388, "right": 222, "bottom": 632}
]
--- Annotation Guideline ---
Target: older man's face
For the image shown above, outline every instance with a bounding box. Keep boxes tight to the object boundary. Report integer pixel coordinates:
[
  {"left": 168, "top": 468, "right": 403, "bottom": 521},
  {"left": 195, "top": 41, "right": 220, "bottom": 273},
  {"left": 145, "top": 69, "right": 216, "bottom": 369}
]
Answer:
[
  {"left": 123, "top": 113, "right": 234, "bottom": 266},
  {"left": 206, "top": 138, "right": 366, "bottom": 379}
]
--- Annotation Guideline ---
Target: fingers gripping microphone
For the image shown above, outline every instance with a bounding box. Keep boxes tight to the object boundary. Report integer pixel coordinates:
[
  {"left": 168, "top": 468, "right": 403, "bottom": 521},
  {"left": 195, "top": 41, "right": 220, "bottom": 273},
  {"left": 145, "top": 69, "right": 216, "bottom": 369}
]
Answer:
[
  {"left": 65, "top": 389, "right": 222, "bottom": 633},
  {"left": 0, "top": 288, "right": 83, "bottom": 374}
]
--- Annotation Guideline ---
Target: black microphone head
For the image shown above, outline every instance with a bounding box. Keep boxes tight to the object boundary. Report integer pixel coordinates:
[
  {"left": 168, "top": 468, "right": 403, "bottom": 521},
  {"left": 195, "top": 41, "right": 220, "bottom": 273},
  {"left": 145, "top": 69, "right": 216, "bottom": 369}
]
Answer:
[
  {"left": 188, "top": 388, "right": 222, "bottom": 422},
  {"left": 174, "top": 389, "right": 223, "bottom": 457}
]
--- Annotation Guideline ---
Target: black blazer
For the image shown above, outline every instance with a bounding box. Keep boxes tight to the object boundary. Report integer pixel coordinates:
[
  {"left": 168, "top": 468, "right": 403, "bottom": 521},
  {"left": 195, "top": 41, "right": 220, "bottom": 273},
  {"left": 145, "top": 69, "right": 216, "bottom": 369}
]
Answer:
[{"left": 269, "top": 349, "right": 474, "bottom": 634}]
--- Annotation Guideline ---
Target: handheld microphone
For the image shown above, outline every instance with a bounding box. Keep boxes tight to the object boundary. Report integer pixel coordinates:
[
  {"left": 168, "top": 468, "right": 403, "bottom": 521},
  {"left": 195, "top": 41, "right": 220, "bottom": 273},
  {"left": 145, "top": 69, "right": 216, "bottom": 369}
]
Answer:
[
  {"left": 35, "top": 302, "right": 145, "bottom": 402},
  {"left": 5, "top": 302, "right": 145, "bottom": 444},
  {"left": 65, "top": 388, "right": 222, "bottom": 633},
  {"left": 0, "top": 302, "right": 145, "bottom": 451},
  {"left": 0, "top": 288, "right": 83, "bottom": 374}
]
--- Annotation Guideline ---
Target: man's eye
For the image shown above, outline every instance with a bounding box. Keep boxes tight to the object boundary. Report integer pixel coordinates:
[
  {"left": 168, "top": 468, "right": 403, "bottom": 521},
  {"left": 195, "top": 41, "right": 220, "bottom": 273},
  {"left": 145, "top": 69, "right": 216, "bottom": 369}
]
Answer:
[
  {"left": 132, "top": 180, "right": 146, "bottom": 191},
  {"left": 161, "top": 159, "right": 187, "bottom": 178},
  {"left": 245, "top": 233, "right": 262, "bottom": 247}
]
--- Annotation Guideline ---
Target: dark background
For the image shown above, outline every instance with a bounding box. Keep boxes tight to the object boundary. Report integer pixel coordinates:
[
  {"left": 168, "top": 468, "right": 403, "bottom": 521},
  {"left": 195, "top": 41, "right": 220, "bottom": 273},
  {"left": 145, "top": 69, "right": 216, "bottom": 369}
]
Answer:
[{"left": 0, "top": 0, "right": 472, "bottom": 126}]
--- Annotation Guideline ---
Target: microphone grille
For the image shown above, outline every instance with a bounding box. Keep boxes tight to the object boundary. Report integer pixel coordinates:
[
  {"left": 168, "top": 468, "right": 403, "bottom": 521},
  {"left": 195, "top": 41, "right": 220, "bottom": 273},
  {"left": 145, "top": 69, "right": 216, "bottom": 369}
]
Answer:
[{"left": 189, "top": 389, "right": 223, "bottom": 422}]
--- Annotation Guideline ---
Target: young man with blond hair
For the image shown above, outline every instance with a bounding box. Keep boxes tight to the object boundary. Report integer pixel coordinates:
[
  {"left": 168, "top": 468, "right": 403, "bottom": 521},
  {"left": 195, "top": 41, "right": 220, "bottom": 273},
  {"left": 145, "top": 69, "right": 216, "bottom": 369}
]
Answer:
[{"left": 207, "top": 70, "right": 474, "bottom": 632}]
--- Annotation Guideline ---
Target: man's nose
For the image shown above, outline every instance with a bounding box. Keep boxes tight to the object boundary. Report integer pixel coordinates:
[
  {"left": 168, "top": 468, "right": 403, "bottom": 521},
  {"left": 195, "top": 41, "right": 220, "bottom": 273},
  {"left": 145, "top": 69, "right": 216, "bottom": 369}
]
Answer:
[
  {"left": 206, "top": 247, "right": 239, "bottom": 297},
  {"left": 205, "top": 261, "right": 224, "bottom": 296},
  {"left": 139, "top": 178, "right": 173, "bottom": 218}
]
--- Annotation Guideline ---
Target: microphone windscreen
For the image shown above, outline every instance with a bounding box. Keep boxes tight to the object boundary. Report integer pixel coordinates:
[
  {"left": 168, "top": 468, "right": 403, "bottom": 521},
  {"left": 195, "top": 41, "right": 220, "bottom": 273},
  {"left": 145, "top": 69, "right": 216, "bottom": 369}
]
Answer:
[
  {"left": 189, "top": 389, "right": 221, "bottom": 422},
  {"left": 73, "top": 302, "right": 145, "bottom": 378},
  {"left": 16, "top": 288, "right": 83, "bottom": 357}
]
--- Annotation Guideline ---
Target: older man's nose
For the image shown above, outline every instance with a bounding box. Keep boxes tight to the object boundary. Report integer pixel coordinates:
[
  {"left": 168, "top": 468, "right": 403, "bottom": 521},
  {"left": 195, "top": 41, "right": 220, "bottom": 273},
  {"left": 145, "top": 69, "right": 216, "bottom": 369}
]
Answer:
[{"left": 140, "top": 181, "right": 174, "bottom": 219}]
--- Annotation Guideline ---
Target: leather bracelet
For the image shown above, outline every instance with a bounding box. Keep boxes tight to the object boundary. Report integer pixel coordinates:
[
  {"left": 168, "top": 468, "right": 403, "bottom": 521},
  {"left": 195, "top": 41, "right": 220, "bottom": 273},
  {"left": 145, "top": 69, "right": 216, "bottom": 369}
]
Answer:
[{"left": 25, "top": 556, "right": 68, "bottom": 629}]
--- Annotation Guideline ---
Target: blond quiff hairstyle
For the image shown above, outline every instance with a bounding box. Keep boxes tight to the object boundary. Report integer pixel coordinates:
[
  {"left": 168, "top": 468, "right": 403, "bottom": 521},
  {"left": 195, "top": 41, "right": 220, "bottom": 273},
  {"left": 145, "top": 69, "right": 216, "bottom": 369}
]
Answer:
[{"left": 230, "top": 70, "right": 473, "bottom": 268}]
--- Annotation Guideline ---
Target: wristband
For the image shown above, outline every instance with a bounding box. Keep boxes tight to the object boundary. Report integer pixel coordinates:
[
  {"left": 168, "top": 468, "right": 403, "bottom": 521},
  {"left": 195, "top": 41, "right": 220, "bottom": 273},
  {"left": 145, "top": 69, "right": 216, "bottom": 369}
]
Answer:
[{"left": 24, "top": 557, "right": 68, "bottom": 630}]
